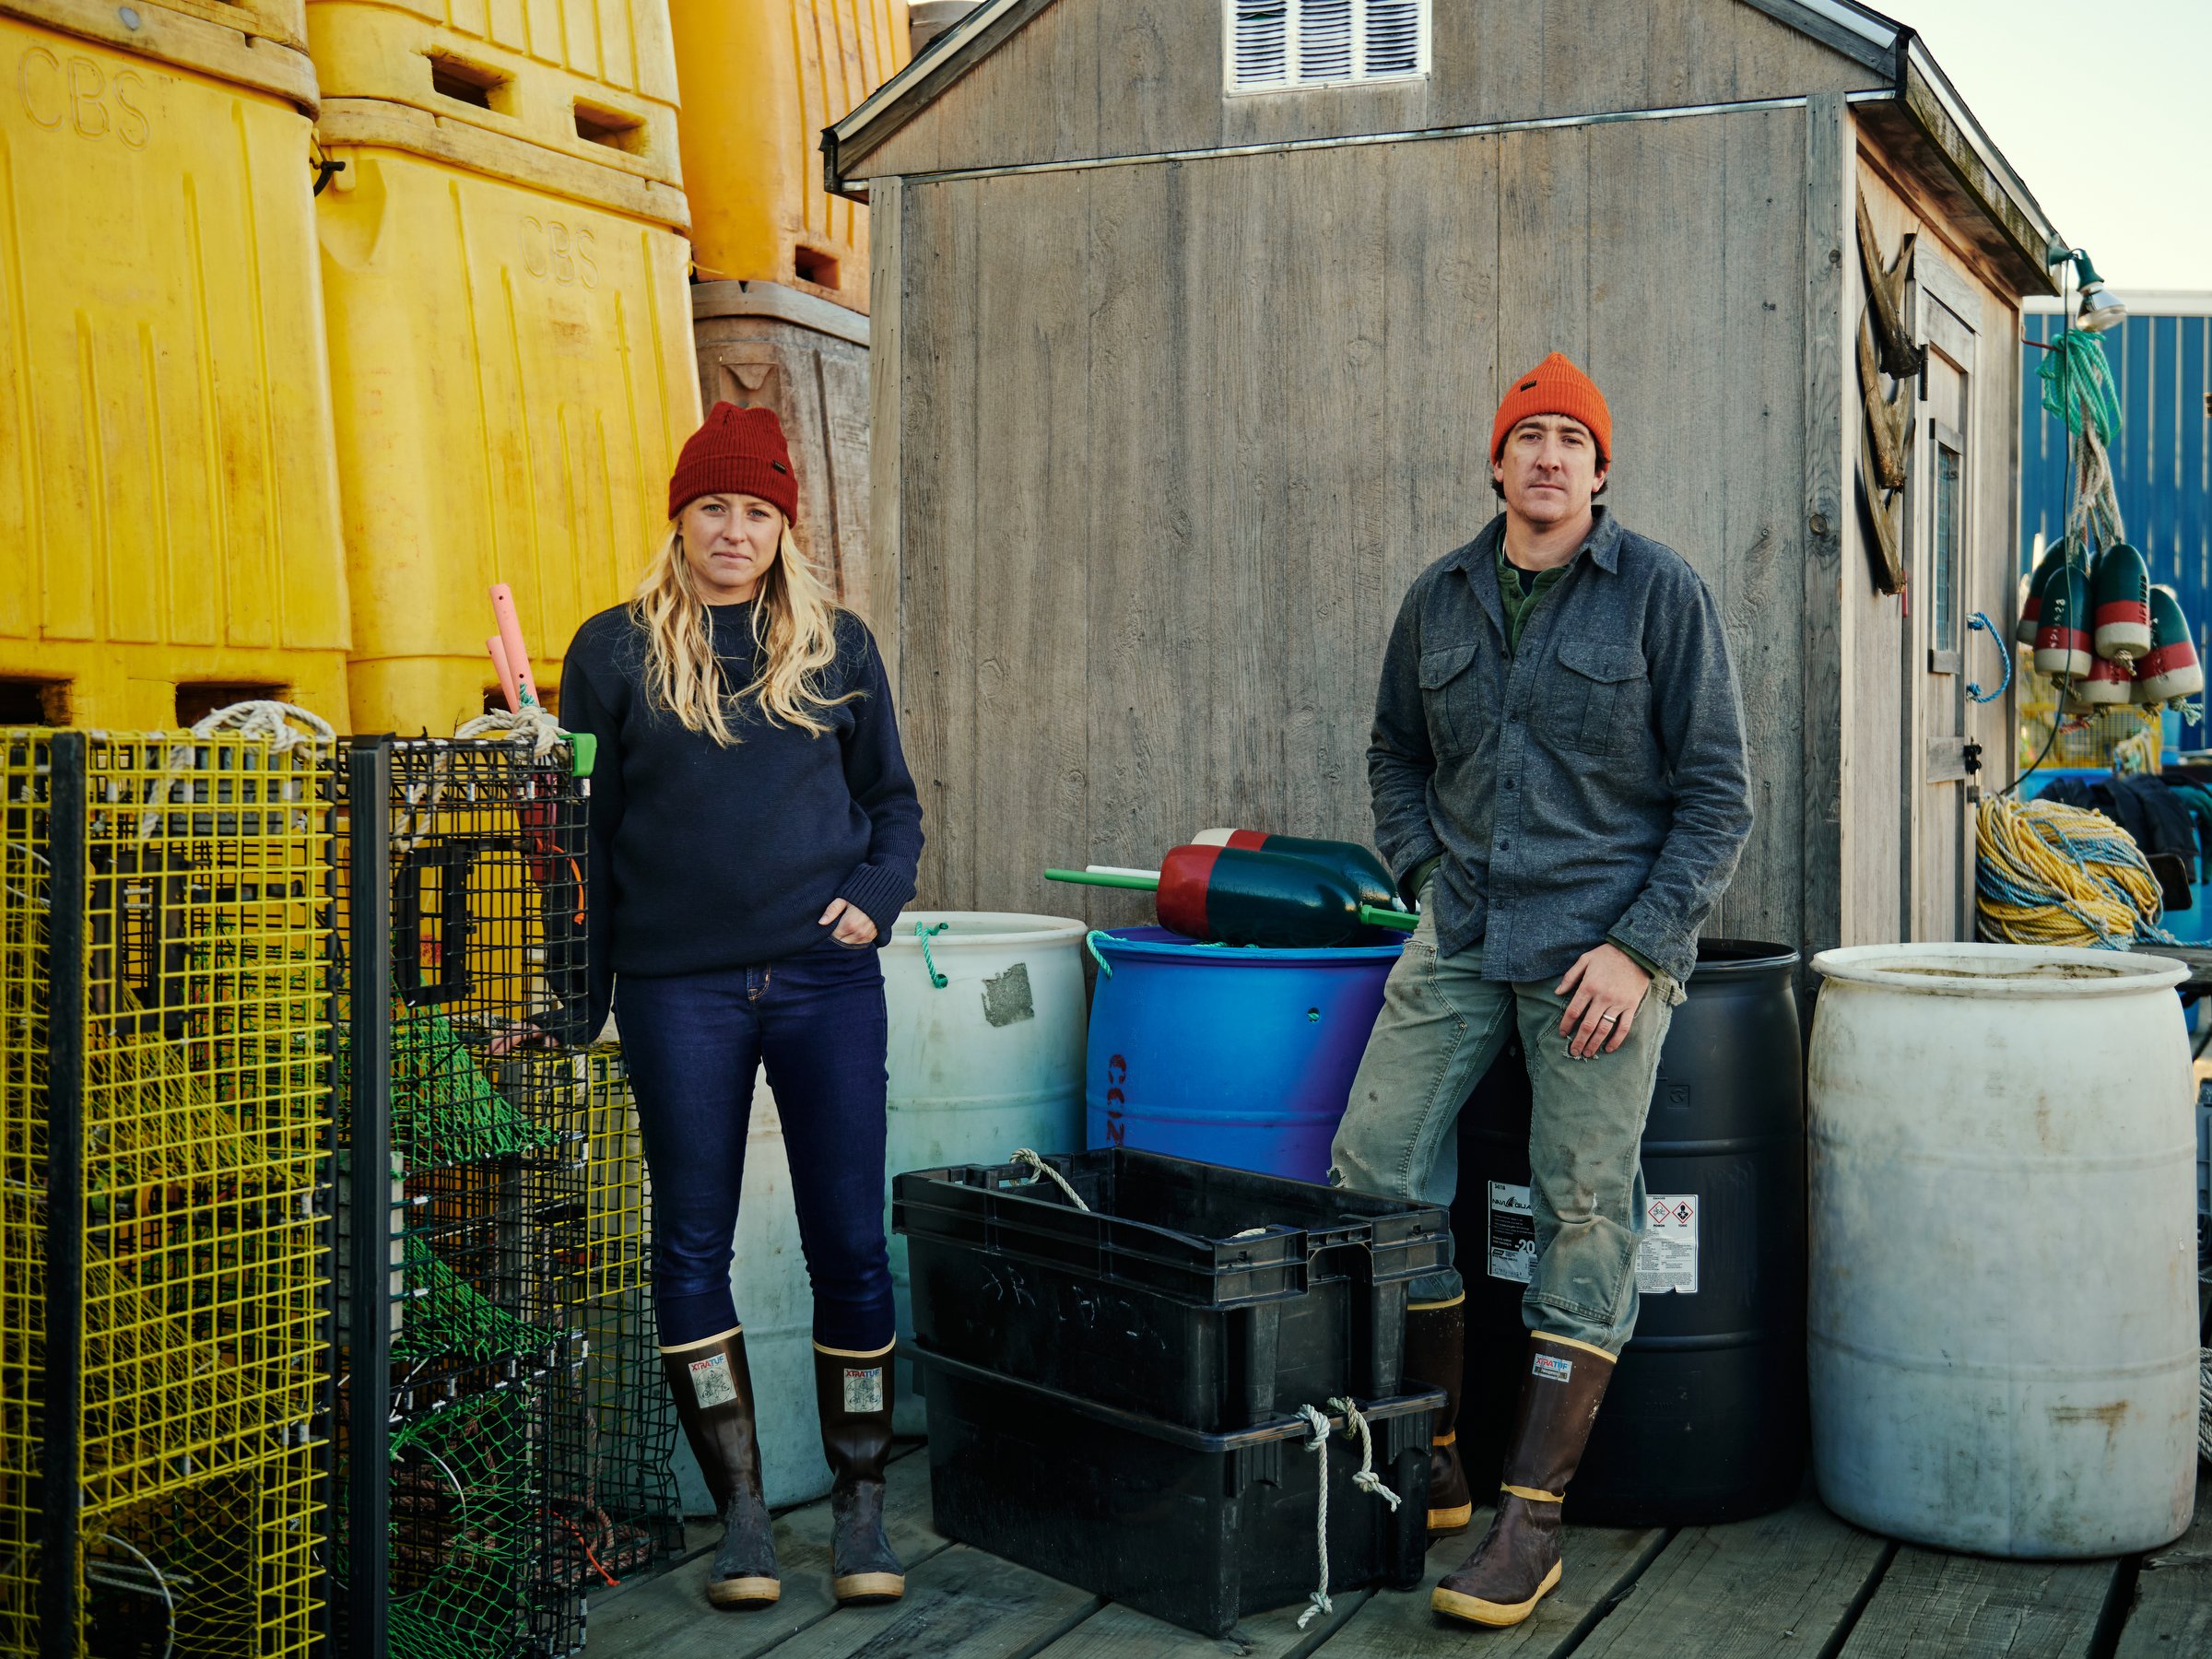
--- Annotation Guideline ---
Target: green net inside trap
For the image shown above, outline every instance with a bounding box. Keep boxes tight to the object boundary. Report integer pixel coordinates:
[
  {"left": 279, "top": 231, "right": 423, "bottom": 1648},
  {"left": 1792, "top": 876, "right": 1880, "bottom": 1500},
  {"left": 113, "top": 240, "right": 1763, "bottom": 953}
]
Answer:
[{"left": 332, "top": 1386, "right": 545, "bottom": 1659}]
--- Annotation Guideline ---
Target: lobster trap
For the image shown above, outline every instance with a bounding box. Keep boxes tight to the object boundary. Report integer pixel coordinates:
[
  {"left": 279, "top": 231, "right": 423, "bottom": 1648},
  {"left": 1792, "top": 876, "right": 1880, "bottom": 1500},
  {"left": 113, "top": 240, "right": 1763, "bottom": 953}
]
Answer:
[
  {"left": 332, "top": 736, "right": 674, "bottom": 1659},
  {"left": 0, "top": 728, "right": 334, "bottom": 1658}
]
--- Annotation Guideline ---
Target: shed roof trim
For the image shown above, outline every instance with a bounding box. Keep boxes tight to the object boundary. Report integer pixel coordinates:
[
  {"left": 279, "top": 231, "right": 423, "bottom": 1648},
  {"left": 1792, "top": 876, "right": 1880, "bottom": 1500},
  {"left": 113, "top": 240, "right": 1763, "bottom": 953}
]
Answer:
[{"left": 826, "top": 0, "right": 2058, "bottom": 289}]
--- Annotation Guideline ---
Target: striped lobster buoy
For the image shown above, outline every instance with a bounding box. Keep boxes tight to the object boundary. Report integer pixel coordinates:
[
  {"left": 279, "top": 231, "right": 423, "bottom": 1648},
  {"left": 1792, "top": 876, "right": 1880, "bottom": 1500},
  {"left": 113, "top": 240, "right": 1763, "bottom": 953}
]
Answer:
[
  {"left": 2091, "top": 540, "right": 2153, "bottom": 662},
  {"left": 2134, "top": 586, "right": 2205, "bottom": 704}
]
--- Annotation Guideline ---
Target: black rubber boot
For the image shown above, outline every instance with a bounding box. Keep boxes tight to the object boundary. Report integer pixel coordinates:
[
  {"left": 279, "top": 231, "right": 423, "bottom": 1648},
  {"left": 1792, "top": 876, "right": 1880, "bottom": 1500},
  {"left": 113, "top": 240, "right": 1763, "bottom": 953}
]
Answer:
[
  {"left": 1431, "top": 1334, "right": 1616, "bottom": 1629},
  {"left": 1405, "top": 1293, "right": 1472, "bottom": 1534},
  {"left": 812, "top": 1339, "right": 904, "bottom": 1605},
  {"left": 661, "top": 1327, "right": 781, "bottom": 1609}
]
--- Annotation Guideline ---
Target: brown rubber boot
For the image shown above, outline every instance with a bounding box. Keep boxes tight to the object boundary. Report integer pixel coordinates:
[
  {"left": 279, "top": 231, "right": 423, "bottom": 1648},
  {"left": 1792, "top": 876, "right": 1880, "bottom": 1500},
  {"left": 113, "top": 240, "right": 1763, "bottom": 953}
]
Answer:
[
  {"left": 1430, "top": 1334, "right": 1616, "bottom": 1629},
  {"left": 1404, "top": 1293, "right": 1473, "bottom": 1534},
  {"left": 812, "top": 1339, "right": 905, "bottom": 1606},
  {"left": 661, "top": 1327, "right": 781, "bottom": 1609}
]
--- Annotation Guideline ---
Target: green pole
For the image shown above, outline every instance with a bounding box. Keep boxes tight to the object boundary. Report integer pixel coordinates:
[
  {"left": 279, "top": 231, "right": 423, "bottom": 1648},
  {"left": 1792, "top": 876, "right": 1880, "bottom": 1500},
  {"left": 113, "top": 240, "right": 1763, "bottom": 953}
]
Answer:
[
  {"left": 1044, "top": 867, "right": 1159, "bottom": 892},
  {"left": 1357, "top": 904, "right": 1418, "bottom": 932}
]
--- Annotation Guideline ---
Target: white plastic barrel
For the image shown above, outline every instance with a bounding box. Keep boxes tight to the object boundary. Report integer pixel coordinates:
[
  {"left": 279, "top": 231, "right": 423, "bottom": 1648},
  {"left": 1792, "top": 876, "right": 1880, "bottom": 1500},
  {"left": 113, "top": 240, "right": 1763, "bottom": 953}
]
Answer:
[
  {"left": 882, "top": 912, "right": 1087, "bottom": 1432},
  {"left": 1807, "top": 943, "right": 2198, "bottom": 1557},
  {"left": 670, "top": 1066, "right": 830, "bottom": 1512}
]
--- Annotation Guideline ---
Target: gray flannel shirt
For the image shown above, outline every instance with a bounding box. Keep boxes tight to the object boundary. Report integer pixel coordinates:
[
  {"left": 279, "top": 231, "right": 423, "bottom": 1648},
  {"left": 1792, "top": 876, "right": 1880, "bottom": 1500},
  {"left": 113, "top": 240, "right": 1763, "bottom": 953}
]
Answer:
[{"left": 1369, "top": 509, "right": 1753, "bottom": 988}]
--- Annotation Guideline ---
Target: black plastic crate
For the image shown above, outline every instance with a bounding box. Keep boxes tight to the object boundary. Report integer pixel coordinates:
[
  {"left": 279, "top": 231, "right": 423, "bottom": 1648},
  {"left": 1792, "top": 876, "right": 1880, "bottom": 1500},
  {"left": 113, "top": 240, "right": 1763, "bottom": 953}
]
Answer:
[
  {"left": 895, "top": 1148, "right": 1450, "bottom": 1432},
  {"left": 918, "top": 1349, "right": 1439, "bottom": 1637}
]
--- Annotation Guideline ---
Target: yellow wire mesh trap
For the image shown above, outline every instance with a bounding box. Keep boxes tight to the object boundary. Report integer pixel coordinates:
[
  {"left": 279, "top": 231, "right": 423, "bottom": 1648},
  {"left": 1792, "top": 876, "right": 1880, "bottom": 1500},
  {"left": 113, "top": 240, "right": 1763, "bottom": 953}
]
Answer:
[{"left": 0, "top": 729, "right": 332, "bottom": 1658}]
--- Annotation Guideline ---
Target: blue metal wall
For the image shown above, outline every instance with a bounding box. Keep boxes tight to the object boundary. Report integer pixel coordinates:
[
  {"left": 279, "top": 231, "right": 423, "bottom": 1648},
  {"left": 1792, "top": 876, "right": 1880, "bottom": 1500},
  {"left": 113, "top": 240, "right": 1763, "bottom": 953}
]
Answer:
[{"left": 2021, "top": 307, "right": 2212, "bottom": 654}]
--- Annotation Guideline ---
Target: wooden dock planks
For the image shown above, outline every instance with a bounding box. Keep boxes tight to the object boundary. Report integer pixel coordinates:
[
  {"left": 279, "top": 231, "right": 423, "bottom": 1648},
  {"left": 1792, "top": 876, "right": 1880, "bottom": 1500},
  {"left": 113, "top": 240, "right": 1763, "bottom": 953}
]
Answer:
[
  {"left": 585, "top": 1447, "right": 950, "bottom": 1657},
  {"left": 590, "top": 1461, "right": 2193, "bottom": 1658},
  {"left": 2112, "top": 1475, "right": 2212, "bottom": 1659},
  {"left": 757, "top": 1545, "right": 1100, "bottom": 1659},
  {"left": 1312, "top": 1509, "right": 1666, "bottom": 1658},
  {"left": 1833, "top": 1547, "right": 2119, "bottom": 1659},
  {"left": 1575, "top": 1497, "right": 1888, "bottom": 1658},
  {"left": 1027, "top": 1588, "right": 1375, "bottom": 1657}
]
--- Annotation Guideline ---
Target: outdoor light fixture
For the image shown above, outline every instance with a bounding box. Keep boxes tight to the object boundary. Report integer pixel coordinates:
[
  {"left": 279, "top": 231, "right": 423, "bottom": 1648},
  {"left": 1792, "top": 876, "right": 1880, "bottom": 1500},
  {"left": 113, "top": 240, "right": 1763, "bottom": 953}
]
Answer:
[{"left": 2046, "top": 242, "right": 2128, "bottom": 334}]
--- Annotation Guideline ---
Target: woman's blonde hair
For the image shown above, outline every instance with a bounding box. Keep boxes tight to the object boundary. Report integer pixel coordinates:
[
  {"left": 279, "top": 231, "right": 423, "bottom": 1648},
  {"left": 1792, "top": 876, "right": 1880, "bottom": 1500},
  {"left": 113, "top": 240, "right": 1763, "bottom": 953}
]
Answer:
[{"left": 632, "top": 513, "right": 854, "bottom": 745}]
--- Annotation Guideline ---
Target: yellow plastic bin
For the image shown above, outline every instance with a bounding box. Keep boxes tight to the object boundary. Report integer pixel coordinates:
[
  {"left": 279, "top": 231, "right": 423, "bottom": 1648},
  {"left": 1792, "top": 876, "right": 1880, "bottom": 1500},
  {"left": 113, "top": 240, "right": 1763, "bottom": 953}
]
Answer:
[
  {"left": 304, "top": 0, "right": 681, "bottom": 194},
  {"left": 668, "top": 0, "right": 908, "bottom": 314},
  {"left": 315, "top": 104, "right": 700, "bottom": 734},
  {"left": 0, "top": 0, "right": 353, "bottom": 730}
]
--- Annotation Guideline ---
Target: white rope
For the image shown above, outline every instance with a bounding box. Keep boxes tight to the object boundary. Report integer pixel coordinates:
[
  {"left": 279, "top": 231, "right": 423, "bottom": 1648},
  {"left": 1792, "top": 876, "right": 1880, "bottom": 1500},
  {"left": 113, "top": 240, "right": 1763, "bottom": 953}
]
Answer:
[
  {"left": 456, "top": 702, "right": 566, "bottom": 761},
  {"left": 190, "top": 699, "right": 335, "bottom": 751},
  {"left": 1329, "top": 1395, "right": 1403, "bottom": 1512},
  {"left": 1009, "top": 1148, "right": 1088, "bottom": 1212},
  {"left": 134, "top": 700, "right": 334, "bottom": 841},
  {"left": 1295, "top": 1404, "right": 1334, "bottom": 1629}
]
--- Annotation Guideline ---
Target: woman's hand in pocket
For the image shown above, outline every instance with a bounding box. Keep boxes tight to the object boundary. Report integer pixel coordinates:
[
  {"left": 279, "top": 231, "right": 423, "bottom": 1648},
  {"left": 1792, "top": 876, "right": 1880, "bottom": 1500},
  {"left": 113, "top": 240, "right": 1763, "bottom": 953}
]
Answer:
[{"left": 819, "top": 898, "right": 878, "bottom": 947}]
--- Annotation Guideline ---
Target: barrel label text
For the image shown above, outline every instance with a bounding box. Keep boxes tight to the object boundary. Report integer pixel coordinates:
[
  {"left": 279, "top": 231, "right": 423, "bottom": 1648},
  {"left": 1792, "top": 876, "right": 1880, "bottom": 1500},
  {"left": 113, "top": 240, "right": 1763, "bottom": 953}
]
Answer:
[
  {"left": 1637, "top": 1194, "right": 1700, "bottom": 1295},
  {"left": 1486, "top": 1181, "right": 1535, "bottom": 1283}
]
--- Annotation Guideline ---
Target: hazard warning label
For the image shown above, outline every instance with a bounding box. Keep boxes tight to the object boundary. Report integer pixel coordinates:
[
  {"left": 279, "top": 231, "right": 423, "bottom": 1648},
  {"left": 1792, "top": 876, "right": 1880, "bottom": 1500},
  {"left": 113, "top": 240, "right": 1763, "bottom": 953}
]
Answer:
[
  {"left": 1487, "top": 1181, "right": 1536, "bottom": 1284},
  {"left": 1636, "top": 1194, "right": 1699, "bottom": 1295}
]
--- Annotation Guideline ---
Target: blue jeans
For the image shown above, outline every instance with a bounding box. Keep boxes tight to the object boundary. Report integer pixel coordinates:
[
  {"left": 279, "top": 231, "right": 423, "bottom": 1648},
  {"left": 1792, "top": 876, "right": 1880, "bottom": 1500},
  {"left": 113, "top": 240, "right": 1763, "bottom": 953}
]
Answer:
[{"left": 616, "top": 940, "right": 895, "bottom": 1351}]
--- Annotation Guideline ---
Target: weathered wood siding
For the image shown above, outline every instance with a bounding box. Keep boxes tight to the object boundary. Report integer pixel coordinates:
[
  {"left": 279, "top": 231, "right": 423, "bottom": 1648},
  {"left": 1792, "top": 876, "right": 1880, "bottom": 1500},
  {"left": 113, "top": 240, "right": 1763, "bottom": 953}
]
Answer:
[
  {"left": 851, "top": 0, "right": 1879, "bottom": 183},
  {"left": 894, "top": 104, "right": 1813, "bottom": 947}
]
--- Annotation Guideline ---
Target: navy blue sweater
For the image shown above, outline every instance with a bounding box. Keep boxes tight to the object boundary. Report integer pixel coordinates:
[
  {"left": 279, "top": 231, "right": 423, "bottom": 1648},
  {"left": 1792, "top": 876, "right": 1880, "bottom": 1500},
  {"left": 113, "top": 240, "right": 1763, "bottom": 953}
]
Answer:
[{"left": 559, "top": 600, "right": 924, "bottom": 1032}]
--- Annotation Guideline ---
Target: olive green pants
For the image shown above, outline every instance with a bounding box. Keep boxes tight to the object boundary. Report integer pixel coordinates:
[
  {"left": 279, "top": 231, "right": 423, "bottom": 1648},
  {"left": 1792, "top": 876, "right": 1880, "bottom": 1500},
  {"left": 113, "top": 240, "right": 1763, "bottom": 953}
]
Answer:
[{"left": 1328, "top": 904, "right": 1677, "bottom": 1354}]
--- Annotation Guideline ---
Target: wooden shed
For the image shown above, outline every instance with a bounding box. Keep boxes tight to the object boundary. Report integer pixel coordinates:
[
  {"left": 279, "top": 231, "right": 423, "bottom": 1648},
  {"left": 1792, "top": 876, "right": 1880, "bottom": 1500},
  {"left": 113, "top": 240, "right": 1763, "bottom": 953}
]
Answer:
[{"left": 828, "top": 0, "right": 2062, "bottom": 961}]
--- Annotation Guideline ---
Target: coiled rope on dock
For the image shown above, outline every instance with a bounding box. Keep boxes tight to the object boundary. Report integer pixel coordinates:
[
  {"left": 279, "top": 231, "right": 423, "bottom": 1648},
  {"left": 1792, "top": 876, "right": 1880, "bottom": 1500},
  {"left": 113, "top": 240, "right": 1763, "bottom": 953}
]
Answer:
[{"left": 1975, "top": 794, "right": 2173, "bottom": 949}]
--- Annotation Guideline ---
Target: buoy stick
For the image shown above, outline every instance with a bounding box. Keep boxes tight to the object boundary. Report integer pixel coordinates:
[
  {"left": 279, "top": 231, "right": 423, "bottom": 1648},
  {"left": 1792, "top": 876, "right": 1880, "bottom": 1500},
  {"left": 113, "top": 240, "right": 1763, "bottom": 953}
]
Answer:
[
  {"left": 1357, "top": 905, "right": 1419, "bottom": 932},
  {"left": 1086, "top": 865, "right": 1160, "bottom": 880},
  {"left": 1045, "top": 868, "right": 1159, "bottom": 892},
  {"left": 487, "top": 637, "right": 521, "bottom": 712},
  {"left": 488, "top": 583, "right": 540, "bottom": 709}
]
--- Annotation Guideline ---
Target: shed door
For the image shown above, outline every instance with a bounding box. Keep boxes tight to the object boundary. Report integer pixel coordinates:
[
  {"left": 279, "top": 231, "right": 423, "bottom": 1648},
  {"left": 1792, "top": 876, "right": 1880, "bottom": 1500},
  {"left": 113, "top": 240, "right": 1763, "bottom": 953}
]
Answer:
[{"left": 1908, "top": 296, "right": 1978, "bottom": 940}]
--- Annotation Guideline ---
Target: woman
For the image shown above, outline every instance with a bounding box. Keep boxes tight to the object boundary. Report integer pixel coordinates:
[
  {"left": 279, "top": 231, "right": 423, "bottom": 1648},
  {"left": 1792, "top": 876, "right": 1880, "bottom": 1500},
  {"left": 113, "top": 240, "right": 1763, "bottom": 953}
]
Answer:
[{"left": 560, "top": 403, "right": 924, "bottom": 1612}]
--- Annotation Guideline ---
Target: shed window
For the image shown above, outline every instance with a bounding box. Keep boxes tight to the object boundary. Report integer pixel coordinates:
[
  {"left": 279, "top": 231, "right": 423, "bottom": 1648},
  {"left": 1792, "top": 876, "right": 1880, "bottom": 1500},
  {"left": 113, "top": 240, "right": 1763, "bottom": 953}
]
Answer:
[
  {"left": 1932, "top": 437, "right": 1962, "bottom": 654},
  {"left": 1228, "top": 0, "right": 1427, "bottom": 92}
]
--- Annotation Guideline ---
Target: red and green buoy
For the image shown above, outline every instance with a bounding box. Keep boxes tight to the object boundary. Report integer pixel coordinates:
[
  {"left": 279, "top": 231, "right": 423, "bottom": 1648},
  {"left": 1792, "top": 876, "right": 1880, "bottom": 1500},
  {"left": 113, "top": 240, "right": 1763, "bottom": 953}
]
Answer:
[
  {"left": 1189, "top": 829, "right": 1403, "bottom": 912},
  {"left": 1046, "top": 844, "right": 1417, "bottom": 948},
  {"left": 2135, "top": 585, "right": 2205, "bottom": 703},
  {"left": 2090, "top": 540, "right": 2153, "bottom": 661},
  {"left": 2033, "top": 559, "right": 2095, "bottom": 679},
  {"left": 2016, "top": 539, "right": 2070, "bottom": 646}
]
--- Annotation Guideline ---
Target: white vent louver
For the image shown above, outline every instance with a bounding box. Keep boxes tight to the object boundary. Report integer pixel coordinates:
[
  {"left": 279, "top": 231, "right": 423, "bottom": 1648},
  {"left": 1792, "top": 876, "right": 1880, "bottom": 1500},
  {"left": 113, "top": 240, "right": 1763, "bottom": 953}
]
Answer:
[{"left": 1230, "top": 0, "right": 1429, "bottom": 92}]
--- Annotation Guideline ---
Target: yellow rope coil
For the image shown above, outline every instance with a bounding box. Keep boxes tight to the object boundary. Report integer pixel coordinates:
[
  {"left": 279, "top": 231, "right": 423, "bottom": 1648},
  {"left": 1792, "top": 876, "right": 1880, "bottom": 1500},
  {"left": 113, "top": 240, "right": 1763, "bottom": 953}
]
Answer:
[{"left": 1976, "top": 794, "right": 2169, "bottom": 948}]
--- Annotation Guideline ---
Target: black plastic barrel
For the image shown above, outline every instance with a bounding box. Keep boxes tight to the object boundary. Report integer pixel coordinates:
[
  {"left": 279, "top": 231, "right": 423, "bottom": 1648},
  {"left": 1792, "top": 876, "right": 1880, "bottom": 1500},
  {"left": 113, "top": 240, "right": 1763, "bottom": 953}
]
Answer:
[{"left": 1450, "top": 939, "right": 1805, "bottom": 1525}]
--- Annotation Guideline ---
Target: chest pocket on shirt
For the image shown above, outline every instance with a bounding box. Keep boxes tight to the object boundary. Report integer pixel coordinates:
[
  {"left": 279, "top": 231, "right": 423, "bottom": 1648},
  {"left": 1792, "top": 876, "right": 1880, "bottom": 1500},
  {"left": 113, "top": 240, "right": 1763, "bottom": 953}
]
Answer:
[
  {"left": 1553, "top": 641, "right": 1649, "bottom": 756},
  {"left": 1418, "top": 643, "right": 1482, "bottom": 756}
]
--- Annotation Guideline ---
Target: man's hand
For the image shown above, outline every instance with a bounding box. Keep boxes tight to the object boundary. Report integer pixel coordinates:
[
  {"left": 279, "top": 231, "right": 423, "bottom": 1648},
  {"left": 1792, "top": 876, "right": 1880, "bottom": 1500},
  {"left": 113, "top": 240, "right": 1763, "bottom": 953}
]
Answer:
[
  {"left": 819, "top": 898, "right": 879, "bottom": 947},
  {"left": 1555, "top": 943, "right": 1652, "bottom": 1060}
]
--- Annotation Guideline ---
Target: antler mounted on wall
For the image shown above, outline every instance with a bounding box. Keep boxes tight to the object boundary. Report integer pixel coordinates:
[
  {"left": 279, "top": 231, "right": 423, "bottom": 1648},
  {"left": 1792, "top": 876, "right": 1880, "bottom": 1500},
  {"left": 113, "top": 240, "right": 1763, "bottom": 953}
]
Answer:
[
  {"left": 1853, "top": 187, "right": 1921, "bottom": 596},
  {"left": 1856, "top": 191, "right": 1925, "bottom": 381}
]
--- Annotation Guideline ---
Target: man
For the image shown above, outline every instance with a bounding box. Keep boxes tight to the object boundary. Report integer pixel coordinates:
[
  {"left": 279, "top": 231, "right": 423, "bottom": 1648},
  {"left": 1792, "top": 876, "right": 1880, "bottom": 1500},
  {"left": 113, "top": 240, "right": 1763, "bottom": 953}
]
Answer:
[{"left": 1331, "top": 353, "right": 1752, "bottom": 1629}]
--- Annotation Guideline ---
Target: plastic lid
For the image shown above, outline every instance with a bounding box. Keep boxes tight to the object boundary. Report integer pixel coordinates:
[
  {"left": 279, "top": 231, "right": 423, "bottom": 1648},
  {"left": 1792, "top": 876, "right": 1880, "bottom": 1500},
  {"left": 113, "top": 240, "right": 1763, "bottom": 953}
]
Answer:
[
  {"left": 884, "top": 911, "right": 1088, "bottom": 947},
  {"left": 1810, "top": 941, "right": 2186, "bottom": 996}
]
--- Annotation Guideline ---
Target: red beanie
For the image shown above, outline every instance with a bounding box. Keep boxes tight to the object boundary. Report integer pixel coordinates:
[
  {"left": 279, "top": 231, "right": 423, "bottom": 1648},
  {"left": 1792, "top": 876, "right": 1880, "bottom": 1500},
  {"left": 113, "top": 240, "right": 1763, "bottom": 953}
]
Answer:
[
  {"left": 1490, "top": 352, "right": 1612, "bottom": 465},
  {"left": 667, "top": 403, "right": 800, "bottom": 523}
]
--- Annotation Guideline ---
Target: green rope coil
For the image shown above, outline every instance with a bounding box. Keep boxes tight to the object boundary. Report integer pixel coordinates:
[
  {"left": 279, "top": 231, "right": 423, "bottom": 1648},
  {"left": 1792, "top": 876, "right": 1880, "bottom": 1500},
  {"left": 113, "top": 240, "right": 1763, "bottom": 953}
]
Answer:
[{"left": 2037, "top": 328, "right": 2121, "bottom": 446}]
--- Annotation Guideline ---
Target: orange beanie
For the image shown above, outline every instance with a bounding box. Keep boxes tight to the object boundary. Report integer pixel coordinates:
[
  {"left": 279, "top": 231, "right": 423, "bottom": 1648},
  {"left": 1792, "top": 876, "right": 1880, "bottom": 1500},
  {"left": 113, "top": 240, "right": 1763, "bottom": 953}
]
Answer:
[{"left": 1490, "top": 352, "right": 1612, "bottom": 465}]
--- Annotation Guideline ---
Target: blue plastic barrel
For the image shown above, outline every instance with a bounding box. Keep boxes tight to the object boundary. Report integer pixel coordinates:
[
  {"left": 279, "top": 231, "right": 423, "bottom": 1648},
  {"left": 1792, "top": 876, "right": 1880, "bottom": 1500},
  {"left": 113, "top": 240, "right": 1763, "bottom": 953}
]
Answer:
[{"left": 1083, "top": 926, "right": 1404, "bottom": 1182}]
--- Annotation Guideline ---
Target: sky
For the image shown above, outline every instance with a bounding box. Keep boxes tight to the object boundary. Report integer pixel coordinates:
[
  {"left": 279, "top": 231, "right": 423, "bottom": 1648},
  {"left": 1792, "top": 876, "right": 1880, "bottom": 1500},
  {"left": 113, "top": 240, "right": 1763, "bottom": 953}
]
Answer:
[{"left": 1877, "top": 0, "right": 2211, "bottom": 292}]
